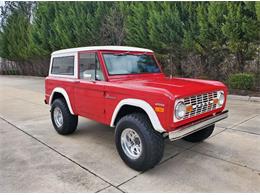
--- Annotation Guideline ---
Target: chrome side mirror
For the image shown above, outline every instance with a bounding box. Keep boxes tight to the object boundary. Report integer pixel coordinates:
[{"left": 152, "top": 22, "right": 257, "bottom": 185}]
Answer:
[{"left": 83, "top": 72, "right": 92, "bottom": 81}]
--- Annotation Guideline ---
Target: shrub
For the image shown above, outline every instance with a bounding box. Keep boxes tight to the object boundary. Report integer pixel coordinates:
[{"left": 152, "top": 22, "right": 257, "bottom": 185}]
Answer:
[{"left": 228, "top": 73, "right": 255, "bottom": 90}]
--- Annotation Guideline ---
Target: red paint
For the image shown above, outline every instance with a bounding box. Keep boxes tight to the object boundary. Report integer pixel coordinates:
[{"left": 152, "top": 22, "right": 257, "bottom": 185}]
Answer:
[{"left": 45, "top": 49, "right": 228, "bottom": 132}]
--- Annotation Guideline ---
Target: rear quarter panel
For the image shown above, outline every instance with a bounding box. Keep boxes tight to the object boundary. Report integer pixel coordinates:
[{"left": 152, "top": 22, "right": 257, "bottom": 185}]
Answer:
[{"left": 45, "top": 76, "right": 77, "bottom": 113}]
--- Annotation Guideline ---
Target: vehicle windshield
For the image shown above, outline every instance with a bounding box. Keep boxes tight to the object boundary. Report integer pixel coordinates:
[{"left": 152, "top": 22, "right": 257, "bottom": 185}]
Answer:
[{"left": 102, "top": 53, "right": 161, "bottom": 75}]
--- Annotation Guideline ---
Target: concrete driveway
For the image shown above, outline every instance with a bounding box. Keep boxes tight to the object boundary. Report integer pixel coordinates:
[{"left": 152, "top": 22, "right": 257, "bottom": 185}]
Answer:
[{"left": 0, "top": 76, "right": 259, "bottom": 192}]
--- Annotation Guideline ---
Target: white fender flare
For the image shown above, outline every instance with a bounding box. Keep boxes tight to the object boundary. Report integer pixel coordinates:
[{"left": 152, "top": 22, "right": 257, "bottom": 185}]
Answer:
[
  {"left": 49, "top": 87, "right": 75, "bottom": 115},
  {"left": 110, "top": 98, "right": 166, "bottom": 133}
]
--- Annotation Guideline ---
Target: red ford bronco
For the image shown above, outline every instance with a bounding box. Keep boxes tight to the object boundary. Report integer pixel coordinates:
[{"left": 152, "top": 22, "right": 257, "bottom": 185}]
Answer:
[{"left": 45, "top": 46, "right": 228, "bottom": 171}]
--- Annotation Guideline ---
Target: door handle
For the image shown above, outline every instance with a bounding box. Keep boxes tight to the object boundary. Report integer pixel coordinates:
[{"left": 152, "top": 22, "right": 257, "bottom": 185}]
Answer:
[{"left": 71, "top": 80, "right": 80, "bottom": 83}]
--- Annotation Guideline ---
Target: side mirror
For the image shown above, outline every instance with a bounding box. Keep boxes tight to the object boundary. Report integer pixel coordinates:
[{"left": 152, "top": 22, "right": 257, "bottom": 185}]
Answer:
[{"left": 83, "top": 72, "right": 92, "bottom": 80}]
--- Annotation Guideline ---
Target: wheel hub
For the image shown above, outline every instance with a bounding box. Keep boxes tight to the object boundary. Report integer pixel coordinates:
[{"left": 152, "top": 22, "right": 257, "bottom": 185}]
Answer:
[
  {"left": 53, "top": 107, "right": 63, "bottom": 128},
  {"left": 121, "top": 128, "right": 142, "bottom": 160}
]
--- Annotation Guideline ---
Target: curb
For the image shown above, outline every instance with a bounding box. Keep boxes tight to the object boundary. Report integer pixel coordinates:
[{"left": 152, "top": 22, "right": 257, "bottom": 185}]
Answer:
[
  {"left": 249, "top": 96, "right": 260, "bottom": 102},
  {"left": 228, "top": 95, "right": 260, "bottom": 102},
  {"left": 0, "top": 75, "right": 44, "bottom": 80}
]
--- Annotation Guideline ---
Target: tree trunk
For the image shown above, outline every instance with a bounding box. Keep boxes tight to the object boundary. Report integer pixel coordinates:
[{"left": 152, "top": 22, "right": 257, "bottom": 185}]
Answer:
[
  {"left": 236, "top": 50, "right": 245, "bottom": 72},
  {"left": 172, "top": 53, "right": 183, "bottom": 77},
  {"left": 200, "top": 54, "right": 208, "bottom": 77}
]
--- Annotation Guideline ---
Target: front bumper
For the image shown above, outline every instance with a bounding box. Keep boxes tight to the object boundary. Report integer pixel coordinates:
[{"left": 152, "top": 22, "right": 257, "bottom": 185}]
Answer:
[{"left": 169, "top": 110, "right": 228, "bottom": 141}]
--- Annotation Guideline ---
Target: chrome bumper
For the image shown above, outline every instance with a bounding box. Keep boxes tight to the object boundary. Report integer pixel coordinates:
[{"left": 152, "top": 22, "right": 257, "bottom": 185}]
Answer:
[{"left": 169, "top": 110, "right": 228, "bottom": 141}]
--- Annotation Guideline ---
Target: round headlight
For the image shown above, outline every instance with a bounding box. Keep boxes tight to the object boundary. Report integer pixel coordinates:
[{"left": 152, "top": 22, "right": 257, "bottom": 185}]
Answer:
[
  {"left": 175, "top": 101, "right": 186, "bottom": 120},
  {"left": 218, "top": 92, "right": 225, "bottom": 106}
]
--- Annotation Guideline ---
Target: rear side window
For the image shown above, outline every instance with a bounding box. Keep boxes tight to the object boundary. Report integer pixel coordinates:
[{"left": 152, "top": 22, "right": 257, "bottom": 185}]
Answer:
[{"left": 51, "top": 56, "right": 74, "bottom": 75}]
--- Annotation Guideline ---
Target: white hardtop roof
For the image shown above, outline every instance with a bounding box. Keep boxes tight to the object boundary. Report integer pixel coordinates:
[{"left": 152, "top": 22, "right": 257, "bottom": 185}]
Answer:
[{"left": 52, "top": 46, "right": 153, "bottom": 55}]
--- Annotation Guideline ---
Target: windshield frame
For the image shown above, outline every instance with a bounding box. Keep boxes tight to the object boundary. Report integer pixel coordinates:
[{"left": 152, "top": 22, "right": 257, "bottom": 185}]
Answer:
[{"left": 100, "top": 51, "right": 162, "bottom": 77}]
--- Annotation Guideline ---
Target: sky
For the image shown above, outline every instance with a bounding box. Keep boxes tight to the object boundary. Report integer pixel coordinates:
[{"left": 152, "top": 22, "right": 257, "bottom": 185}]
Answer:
[{"left": 0, "top": 1, "right": 4, "bottom": 7}]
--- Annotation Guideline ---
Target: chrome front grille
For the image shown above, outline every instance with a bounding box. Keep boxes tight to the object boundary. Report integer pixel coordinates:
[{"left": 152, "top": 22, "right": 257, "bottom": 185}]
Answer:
[{"left": 183, "top": 91, "right": 218, "bottom": 119}]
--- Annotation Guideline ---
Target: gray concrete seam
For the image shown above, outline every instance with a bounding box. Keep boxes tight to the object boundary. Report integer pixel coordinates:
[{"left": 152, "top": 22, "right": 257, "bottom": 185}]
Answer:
[
  {"left": 186, "top": 125, "right": 260, "bottom": 173},
  {"left": 95, "top": 185, "right": 112, "bottom": 193},
  {"left": 116, "top": 132, "right": 227, "bottom": 191},
  {"left": 229, "top": 114, "right": 259, "bottom": 129},
  {"left": 227, "top": 127, "right": 260, "bottom": 136},
  {"left": 188, "top": 146, "right": 260, "bottom": 173},
  {"left": 157, "top": 126, "right": 260, "bottom": 174},
  {"left": 0, "top": 116, "right": 125, "bottom": 193},
  {"left": 116, "top": 143, "right": 189, "bottom": 189},
  {"left": 158, "top": 127, "right": 227, "bottom": 168}
]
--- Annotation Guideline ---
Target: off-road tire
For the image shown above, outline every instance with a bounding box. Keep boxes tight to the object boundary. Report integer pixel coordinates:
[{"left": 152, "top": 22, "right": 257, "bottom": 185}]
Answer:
[
  {"left": 182, "top": 124, "right": 215, "bottom": 143},
  {"left": 51, "top": 98, "right": 78, "bottom": 135},
  {"left": 115, "top": 113, "right": 164, "bottom": 171}
]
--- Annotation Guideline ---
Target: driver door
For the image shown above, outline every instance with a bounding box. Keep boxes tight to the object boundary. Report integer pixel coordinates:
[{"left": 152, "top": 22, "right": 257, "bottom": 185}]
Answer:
[{"left": 74, "top": 52, "right": 106, "bottom": 123}]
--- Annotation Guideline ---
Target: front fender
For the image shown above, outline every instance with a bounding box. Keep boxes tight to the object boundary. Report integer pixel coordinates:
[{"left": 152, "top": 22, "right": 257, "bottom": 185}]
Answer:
[{"left": 110, "top": 98, "right": 166, "bottom": 133}]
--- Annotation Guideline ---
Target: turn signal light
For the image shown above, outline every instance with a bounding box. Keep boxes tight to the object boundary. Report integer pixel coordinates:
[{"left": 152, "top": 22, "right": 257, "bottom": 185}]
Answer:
[
  {"left": 186, "top": 105, "right": 193, "bottom": 112},
  {"left": 213, "top": 98, "right": 219, "bottom": 104},
  {"left": 155, "top": 106, "right": 164, "bottom": 113}
]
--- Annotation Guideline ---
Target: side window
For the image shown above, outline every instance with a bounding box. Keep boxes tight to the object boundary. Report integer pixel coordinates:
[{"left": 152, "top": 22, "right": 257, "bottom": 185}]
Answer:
[
  {"left": 79, "top": 53, "right": 104, "bottom": 81},
  {"left": 51, "top": 56, "right": 74, "bottom": 75}
]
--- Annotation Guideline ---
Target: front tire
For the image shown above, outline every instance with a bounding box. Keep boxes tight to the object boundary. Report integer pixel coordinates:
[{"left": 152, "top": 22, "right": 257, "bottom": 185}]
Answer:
[
  {"left": 115, "top": 113, "right": 164, "bottom": 171},
  {"left": 51, "top": 98, "right": 78, "bottom": 135},
  {"left": 182, "top": 124, "right": 215, "bottom": 143}
]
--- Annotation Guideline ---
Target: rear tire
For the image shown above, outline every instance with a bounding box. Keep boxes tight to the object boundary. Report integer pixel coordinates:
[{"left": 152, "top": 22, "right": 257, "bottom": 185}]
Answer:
[
  {"left": 182, "top": 124, "right": 215, "bottom": 143},
  {"left": 115, "top": 113, "right": 164, "bottom": 171},
  {"left": 51, "top": 98, "right": 78, "bottom": 135}
]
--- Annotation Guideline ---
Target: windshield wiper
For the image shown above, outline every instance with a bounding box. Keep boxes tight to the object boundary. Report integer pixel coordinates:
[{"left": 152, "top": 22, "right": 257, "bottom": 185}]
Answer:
[
  {"left": 114, "top": 52, "right": 130, "bottom": 56},
  {"left": 114, "top": 52, "right": 148, "bottom": 56},
  {"left": 135, "top": 52, "right": 147, "bottom": 56}
]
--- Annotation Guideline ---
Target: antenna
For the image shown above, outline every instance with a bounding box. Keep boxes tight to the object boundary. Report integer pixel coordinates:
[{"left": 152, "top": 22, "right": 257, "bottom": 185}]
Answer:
[{"left": 170, "top": 54, "right": 173, "bottom": 79}]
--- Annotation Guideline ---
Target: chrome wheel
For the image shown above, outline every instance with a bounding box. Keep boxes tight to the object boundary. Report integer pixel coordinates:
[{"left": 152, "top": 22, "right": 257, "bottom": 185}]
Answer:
[
  {"left": 53, "top": 107, "right": 63, "bottom": 128},
  {"left": 121, "top": 128, "right": 142, "bottom": 160}
]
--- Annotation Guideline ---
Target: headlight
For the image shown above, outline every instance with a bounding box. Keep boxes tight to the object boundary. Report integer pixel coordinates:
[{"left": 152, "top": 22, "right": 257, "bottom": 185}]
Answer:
[
  {"left": 218, "top": 91, "right": 225, "bottom": 106},
  {"left": 175, "top": 101, "right": 186, "bottom": 120}
]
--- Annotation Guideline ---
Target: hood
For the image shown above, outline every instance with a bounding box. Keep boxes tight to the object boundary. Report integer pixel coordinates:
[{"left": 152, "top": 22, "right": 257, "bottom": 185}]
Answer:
[{"left": 111, "top": 76, "right": 227, "bottom": 99}]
